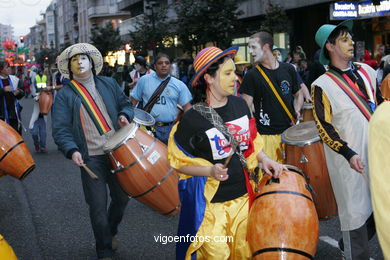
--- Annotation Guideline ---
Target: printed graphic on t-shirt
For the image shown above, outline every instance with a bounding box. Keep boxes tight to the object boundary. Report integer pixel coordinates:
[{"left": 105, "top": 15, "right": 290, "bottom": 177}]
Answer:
[
  {"left": 205, "top": 115, "right": 250, "bottom": 160},
  {"left": 280, "top": 80, "right": 290, "bottom": 96},
  {"left": 259, "top": 111, "right": 270, "bottom": 126}
]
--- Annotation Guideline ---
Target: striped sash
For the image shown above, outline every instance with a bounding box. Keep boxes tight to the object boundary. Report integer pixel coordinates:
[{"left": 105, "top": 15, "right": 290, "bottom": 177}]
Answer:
[
  {"left": 326, "top": 70, "right": 373, "bottom": 121},
  {"left": 69, "top": 80, "right": 111, "bottom": 135}
]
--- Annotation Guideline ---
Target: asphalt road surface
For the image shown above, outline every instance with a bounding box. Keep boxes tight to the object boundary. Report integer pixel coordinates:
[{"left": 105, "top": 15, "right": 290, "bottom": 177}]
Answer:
[{"left": 0, "top": 97, "right": 384, "bottom": 260}]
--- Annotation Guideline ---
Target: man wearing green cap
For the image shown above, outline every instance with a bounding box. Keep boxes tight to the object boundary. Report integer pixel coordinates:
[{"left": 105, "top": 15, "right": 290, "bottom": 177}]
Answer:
[{"left": 311, "top": 20, "right": 379, "bottom": 259}]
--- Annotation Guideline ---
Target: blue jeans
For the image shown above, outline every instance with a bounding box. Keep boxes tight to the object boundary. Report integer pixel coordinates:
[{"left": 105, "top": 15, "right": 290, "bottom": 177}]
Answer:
[
  {"left": 154, "top": 124, "right": 174, "bottom": 145},
  {"left": 80, "top": 155, "right": 129, "bottom": 258},
  {"left": 31, "top": 117, "right": 46, "bottom": 149}
]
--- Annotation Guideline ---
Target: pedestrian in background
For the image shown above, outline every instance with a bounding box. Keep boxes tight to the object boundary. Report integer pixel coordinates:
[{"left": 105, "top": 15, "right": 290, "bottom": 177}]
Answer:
[
  {"left": 29, "top": 68, "right": 49, "bottom": 153},
  {"left": 0, "top": 61, "right": 24, "bottom": 134},
  {"left": 130, "top": 53, "right": 192, "bottom": 144}
]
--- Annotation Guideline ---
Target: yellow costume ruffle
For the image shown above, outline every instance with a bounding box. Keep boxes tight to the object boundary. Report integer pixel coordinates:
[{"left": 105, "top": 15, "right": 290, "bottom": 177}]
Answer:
[
  {"left": 0, "top": 234, "right": 17, "bottom": 260},
  {"left": 261, "top": 134, "right": 284, "bottom": 163}
]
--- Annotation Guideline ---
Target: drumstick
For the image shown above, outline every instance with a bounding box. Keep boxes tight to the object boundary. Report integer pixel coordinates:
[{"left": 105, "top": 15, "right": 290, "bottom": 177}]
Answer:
[
  {"left": 81, "top": 164, "right": 99, "bottom": 180},
  {"left": 224, "top": 142, "right": 239, "bottom": 168}
]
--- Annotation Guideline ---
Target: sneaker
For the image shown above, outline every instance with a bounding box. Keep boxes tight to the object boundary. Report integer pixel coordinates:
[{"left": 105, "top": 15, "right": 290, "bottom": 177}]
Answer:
[
  {"left": 34, "top": 145, "right": 39, "bottom": 152},
  {"left": 40, "top": 149, "right": 47, "bottom": 153},
  {"left": 112, "top": 235, "right": 118, "bottom": 251}
]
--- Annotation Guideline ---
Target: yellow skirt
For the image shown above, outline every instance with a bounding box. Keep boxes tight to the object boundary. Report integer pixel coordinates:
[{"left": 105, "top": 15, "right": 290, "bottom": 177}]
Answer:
[
  {"left": 188, "top": 194, "right": 251, "bottom": 260},
  {"left": 261, "top": 134, "right": 285, "bottom": 163},
  {"left": 0, "top": 234, "right": 17, "bottom": 260}
]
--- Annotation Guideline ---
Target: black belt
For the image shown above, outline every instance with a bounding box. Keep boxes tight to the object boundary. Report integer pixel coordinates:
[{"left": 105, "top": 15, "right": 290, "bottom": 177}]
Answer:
[{"left": 155, "top": 121, "right": 173, "bottom": 127}]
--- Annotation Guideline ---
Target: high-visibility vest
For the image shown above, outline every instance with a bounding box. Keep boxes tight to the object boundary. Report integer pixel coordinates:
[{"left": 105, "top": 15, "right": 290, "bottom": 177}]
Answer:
[{"left": 35, "top": 75, "right": 47, "bottom": 89}]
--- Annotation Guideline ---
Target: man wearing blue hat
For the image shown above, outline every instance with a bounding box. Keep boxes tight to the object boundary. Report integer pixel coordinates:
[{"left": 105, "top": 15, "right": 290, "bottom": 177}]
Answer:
[{"left": 311, "top": 20, "right": 379, "bottom": 259}]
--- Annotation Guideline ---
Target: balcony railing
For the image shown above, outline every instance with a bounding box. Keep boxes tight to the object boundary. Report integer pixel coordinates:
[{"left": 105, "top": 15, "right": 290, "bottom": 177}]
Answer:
[
  {"left": 118, "top": 0, "right": 142, "bottom": 11},
  {"left": 88, "top": 5, "right": 131, "bottom": 19}
]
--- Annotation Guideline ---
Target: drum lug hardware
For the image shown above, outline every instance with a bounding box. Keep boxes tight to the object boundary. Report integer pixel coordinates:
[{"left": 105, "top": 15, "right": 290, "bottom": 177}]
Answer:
[
  {"left": 109, "top": 152, "right": 123, "bottom": 173},
  {"left": 138, "top": 142, "right": 149, "bottom": 154},
  {"left": 299, "top": 153, "right": 309, "bottom": 163},
  {"left": 250, "top": 167, "right": 260, "bottom": 184},
  {"left": 266, "top": 177, "right": 280, "bottom": 185},
  {"left": 282, "top": 150, "right": 286, "bottom": 160}
]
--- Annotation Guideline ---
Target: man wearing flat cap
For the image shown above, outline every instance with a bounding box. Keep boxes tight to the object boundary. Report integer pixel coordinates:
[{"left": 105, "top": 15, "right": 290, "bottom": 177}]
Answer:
[
  {"left": 311, "top": 20, "right": 380, "bottom": 259},
  {"left": 52, "top": 43, "right": 134, "bottom": 260}
]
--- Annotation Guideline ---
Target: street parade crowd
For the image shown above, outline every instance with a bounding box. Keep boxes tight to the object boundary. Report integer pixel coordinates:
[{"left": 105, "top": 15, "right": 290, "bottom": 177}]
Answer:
[{"left": 1, "top": 19, "right": 390, "bottom": 260}]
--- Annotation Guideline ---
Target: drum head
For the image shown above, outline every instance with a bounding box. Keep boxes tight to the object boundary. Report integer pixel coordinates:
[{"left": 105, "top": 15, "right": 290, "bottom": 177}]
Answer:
[
  {"left": 133, "top": 108, "right": 155, "bottom": 126},
  {"left": 103, "top": 123, "right": 138, "bottom": 152},
  {"left": 303, "top": 102, "right": 313, "bottom": 110},
  {"left": 281, "top": 121, "right": 320, "bottom": 146}
]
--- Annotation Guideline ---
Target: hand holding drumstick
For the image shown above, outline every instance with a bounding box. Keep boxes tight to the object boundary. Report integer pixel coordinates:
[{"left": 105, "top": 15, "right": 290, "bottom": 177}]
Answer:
[{"left": 72, "top": 151, "right": 99, "bottom": 180}]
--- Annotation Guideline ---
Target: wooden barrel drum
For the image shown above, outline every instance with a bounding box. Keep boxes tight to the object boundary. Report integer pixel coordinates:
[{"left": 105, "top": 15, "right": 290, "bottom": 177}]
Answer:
[
  {"left": 247, "top": 166, "right": 319, "bottom": 259},
  {"left": 282, "top": 121, "right": 338, "bottom": 221},
  {"left": 103, "top": 123, "right": 180, "bottom": 216},
  {"left": 39, "top": 91, "right": 53, "bottom": 115},
  {"left": 0, "top": 120, "right": 35, "bottom": 179}
]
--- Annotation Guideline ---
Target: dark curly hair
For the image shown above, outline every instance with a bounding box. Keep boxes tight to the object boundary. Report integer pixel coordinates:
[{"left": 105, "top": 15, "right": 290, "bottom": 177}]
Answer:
[
  {"left": 191, "top": 56, "right": 229, "bottom": 104},
  {"left": 67, "top": 53, "right": 96, "bottom": 79}
]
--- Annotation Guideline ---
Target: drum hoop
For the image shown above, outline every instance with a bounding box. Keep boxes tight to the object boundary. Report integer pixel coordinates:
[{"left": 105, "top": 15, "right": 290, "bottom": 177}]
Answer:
[
  {"left": 281, "top": 136, "right": 321, "bottom": 147},
  {"left": 0, "top": 140, "right": 24, "bottom": 162},
  {"left": 133, "top": 108, "right": 155, "bottom": 126},
  {"left": 111, "top": 137, "right": 157, "bottom": 174},
  {"left": 103, "top": 124, "right": 138, "bottom": 153},
  {"left": 162, "top": 204, "right": 181, "bottom": 216}
]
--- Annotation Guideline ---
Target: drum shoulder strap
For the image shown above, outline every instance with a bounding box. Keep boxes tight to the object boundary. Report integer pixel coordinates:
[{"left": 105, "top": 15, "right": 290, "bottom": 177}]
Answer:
[
  {"left": 143, "top": 77, "right": 171, "bottom": 113},
  {"left": 256, "top": 65, "right": 295, "bottom": 122}
]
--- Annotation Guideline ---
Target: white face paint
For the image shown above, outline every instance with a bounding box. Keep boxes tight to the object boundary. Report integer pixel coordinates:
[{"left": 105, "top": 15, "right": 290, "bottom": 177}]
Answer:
[
  {"left": 70, "top": 54, "right": 92, "bottom": 77},
  {"left": 273, "top": 50, "right": 283, "bottom": 62},
  {"left": 248, "top": 38, "right": 264, "bottom": 64},
  {"left": 134, "top": 63, "right": 142, "bottom": 72}
]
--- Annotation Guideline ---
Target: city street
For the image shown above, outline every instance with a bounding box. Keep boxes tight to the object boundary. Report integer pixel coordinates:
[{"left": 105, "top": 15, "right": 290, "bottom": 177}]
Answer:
[{"left": 0, "top": 97, "right": 384, "bottom": 260}]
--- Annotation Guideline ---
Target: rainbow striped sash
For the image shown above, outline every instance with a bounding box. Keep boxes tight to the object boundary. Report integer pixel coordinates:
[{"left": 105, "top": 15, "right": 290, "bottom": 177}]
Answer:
[
  {"left": 326, "top": 70, "right": 373, "bottom": 121},
  {"left": 69, "top": 80, "right": 111, "bottom": 135}
]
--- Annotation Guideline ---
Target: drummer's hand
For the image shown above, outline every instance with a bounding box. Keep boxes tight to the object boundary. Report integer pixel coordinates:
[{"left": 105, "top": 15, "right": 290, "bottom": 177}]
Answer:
[
  {"left": 43, "top": 87, "right": 52, "bottom": 92},
  {"left": 349, "top": 154, "right": 365, "bottom": 174},
  {"left": 304, "top": 93, "right": 312, "bottom": 103},
  {"left": 118, "top": 115, "right": 129, "bottom": 127},
  {"left": 210, "top": 163, "right": 229, "bottom": 181},
  {"left": 13, "top": 89, "right": 21, "bottom": 95},
  {"left": 291, "top": 110, "right": 300, "bottom": 125},
  {"left": 262, "top": 155, "right": 286, "bottom": 178},
  {"left": 3, "top": 85, "right": 12, "bottom": 92},
  {"left": 72, "top": 151, "right": 84, "bottom": 167}
]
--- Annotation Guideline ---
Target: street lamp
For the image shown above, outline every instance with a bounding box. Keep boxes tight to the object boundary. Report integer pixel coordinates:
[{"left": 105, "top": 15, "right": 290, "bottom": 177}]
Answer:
[{"left": 145, "top": 0, "right": 159, "bottom": 58}]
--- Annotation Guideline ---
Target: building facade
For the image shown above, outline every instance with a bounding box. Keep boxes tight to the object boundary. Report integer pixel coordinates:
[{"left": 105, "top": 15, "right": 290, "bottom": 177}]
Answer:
[{"left": 0, "top": 24, "right": 14, "bottom": 42}]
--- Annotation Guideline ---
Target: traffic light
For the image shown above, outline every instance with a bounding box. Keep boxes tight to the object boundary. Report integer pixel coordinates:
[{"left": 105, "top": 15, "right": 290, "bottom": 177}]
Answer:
[
  {"left": 44, "top": 56, "right": 48, "bottom": 61},
  {"left": 19, "top": 36, "right": 24, "bottom": 43}
]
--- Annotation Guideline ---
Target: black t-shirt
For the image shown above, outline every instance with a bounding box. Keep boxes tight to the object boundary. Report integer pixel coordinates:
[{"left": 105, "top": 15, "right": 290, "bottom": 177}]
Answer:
[
  {"left": 174, "top": 96, "right": 252, "bottom": 203},
  {"left": 239, "top": 62, "right": 300, "bottom": 134}
]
